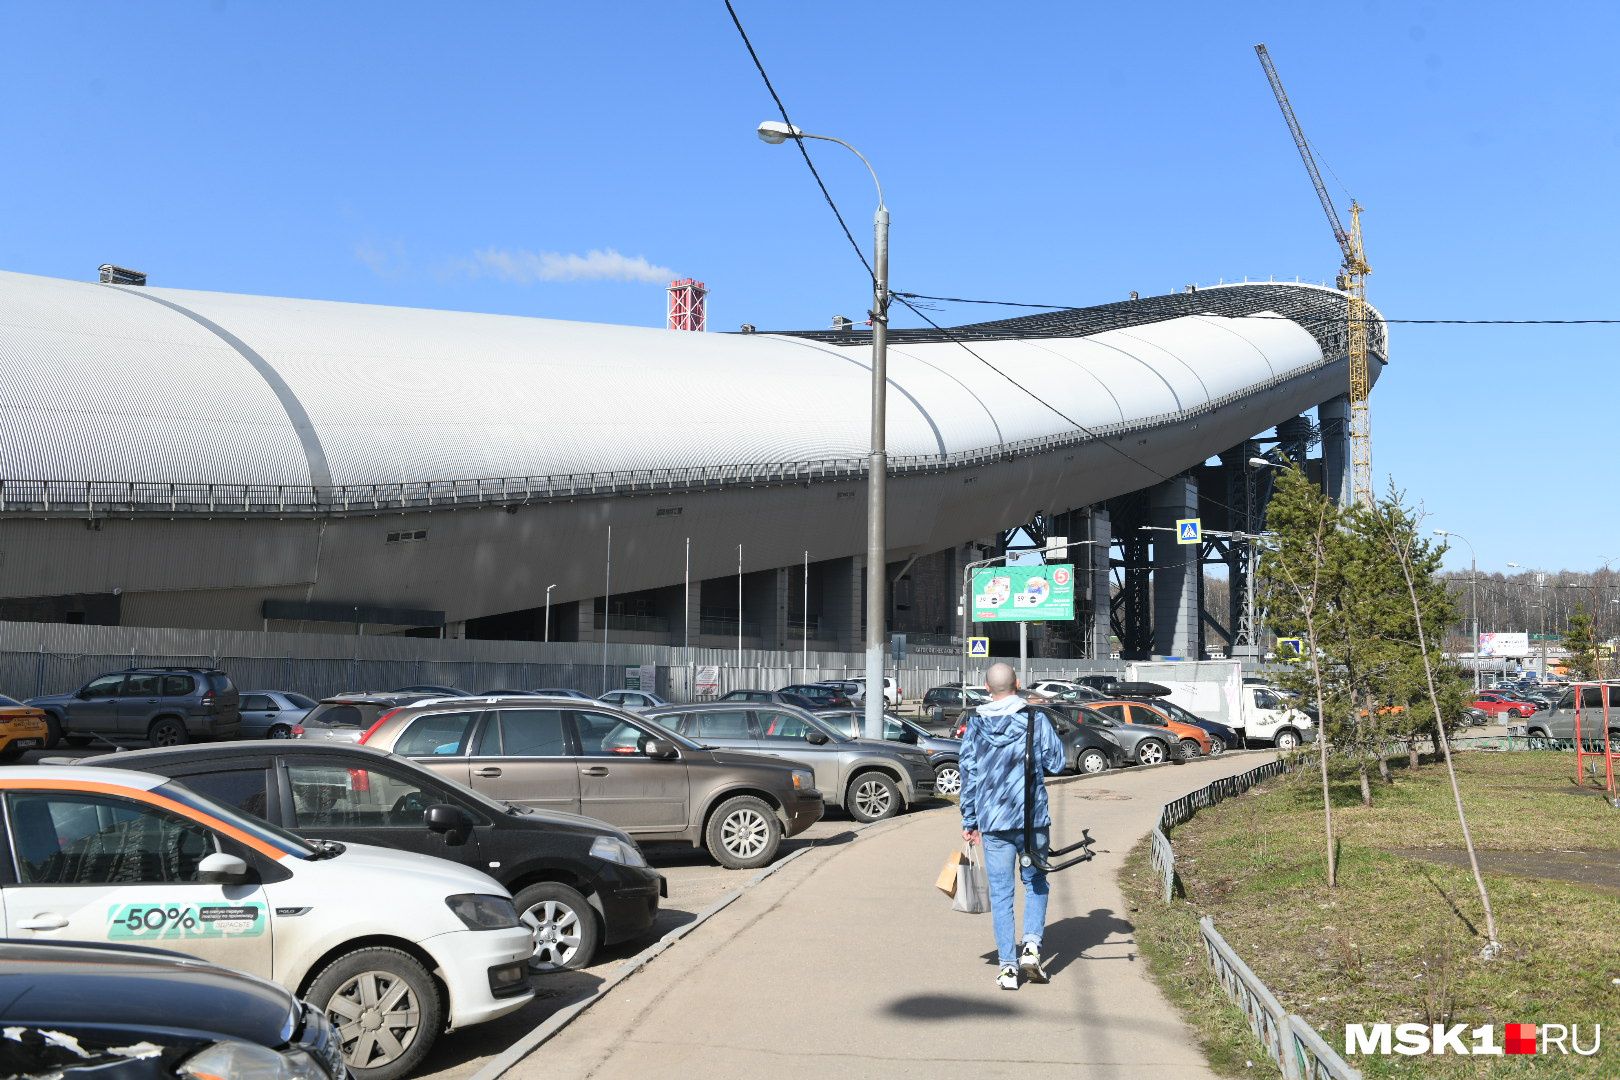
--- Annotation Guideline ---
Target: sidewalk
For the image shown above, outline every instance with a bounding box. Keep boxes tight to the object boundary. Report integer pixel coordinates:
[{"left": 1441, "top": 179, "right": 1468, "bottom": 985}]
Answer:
[{"left": 510, "top": 752, "right": 1275, "bottom": 1080}]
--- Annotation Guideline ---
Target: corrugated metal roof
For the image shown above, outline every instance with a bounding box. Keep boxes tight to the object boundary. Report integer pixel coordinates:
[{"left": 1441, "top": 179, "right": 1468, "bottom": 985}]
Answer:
[{"left": 0, "top": 270, "right": 1358, "bottom": 489}]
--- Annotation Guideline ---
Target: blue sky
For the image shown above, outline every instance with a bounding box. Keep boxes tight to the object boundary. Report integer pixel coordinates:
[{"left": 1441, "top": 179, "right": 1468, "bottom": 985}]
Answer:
[{"left": 1, "top": 1, "right": 1613, "bottom": 574}]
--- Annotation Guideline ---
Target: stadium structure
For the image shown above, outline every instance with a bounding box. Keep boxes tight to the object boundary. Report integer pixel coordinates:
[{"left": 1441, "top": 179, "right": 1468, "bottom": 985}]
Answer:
[{"left": 0, "top": 268, "right": 1385, "bottom": 660}]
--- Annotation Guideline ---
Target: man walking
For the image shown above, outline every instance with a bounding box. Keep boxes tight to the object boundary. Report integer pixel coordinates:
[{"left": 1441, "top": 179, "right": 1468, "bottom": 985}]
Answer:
[{"left": 959, "top": 662, "right": 1066, "bottom": 990}]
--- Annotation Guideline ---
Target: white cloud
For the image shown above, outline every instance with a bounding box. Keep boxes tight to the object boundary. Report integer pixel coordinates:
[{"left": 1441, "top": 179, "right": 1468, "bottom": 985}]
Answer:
[
  {"left": 457, "top": 246, "right": 676, "bottom": 284},
  {"left": 354, "top": 239, "right": 410, "bottom": 279}
]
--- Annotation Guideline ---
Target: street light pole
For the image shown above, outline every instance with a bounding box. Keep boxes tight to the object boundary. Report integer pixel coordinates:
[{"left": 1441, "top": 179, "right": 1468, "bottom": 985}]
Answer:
[
  {"left": 759, "top": 120, "right": 889, "bottom": 740},
  {"left": 1438, "top": 530, "right": 1480, "bottom": 691},
  {"left": 544, "top": 583, "right": 556, "bottom": 644}
]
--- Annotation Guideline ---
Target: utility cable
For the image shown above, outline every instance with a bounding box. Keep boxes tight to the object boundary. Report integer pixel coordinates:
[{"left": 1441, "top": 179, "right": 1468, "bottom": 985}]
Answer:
[{"left": 723, "top": 1, "right": 874, "bottom": 282}]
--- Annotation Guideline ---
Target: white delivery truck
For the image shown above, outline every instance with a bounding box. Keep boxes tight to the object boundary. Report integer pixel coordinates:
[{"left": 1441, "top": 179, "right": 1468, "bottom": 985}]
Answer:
[{"left": 1124, "top": 659, "right": 1315, "bottom": 750}]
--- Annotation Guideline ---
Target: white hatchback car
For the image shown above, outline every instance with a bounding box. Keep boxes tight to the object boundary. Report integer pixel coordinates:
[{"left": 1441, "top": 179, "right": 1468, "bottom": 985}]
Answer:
[{"left": 0, "top": 765, "right": 535, "bottom": 1080}]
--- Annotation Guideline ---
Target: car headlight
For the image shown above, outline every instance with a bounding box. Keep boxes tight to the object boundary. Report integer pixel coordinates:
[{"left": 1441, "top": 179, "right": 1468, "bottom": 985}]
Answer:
[
  {"left": 590, "top": 834, "right": 650, "bottom": 867},
  {"left": 181, "top": 1040, "right": 327, "bottom": 1080},
  {"left": 1099, "top": 731, "right": 1123, "bottom": 747},
  {"left": 445, "top": 893, "right": 522, "bottom": 930},
  {"left": 790, "top": 769, "right": 815, "bottom": 791}
]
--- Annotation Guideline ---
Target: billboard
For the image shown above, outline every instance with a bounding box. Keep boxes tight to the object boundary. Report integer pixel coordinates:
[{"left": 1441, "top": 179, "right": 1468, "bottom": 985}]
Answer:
[
  {"left": 972, "top": 564, "right": 1075, "bottom": 622},
  {"left": 1479, "top": 632, "right": 1530, "bottom": 656}
]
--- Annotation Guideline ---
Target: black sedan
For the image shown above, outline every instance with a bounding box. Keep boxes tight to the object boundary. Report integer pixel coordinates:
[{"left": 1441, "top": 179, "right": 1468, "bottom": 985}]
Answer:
[
  {"left": 0, "top": 939, "right": 345, "bottom": 1079},
  {"left": 77, "top": 740, "right": 665, "bottom": 971}
]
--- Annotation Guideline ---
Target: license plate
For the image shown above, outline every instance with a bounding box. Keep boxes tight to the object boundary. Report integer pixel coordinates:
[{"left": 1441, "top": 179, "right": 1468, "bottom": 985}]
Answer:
[{"left": 12, "top": 739, "right": 40, "bottom": 750}]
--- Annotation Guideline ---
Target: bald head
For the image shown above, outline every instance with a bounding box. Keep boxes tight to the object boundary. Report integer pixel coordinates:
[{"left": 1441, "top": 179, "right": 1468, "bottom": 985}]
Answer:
[{"left": 985, "top": 663, "right": 1018, "bottom": 697}]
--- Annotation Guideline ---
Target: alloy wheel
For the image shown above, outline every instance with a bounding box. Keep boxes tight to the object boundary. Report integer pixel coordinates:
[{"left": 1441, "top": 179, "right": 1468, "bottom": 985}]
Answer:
[
  {"left": 933, "top": 764, "right": 962, "bottom": 796},
  {"left": 720, "top": 807, "right": 771, "bottom": 861},
  {"left": 526, "top": 899, "right": 584, "bottom": 971},
  {"left": 854, "top": 778, "right": 894, "bottom": 818}
]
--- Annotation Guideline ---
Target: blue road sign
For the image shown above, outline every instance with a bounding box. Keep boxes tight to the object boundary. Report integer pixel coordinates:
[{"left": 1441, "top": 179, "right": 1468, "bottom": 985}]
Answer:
[
  {"left": 1176, "top": 518, "right": 1202, "bottom": 545},
  {"left": 967, "top": 637, "right": 990, "bottom": 657}
]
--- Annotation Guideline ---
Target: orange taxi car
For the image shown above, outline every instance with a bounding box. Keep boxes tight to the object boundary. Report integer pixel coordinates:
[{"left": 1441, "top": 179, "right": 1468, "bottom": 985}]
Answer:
[
  {"left": 1087, "top": 699, "right": 1216, "bottom": 758},
  {"left": 0, "top": 693, "right": 49, "bottom": 761}
]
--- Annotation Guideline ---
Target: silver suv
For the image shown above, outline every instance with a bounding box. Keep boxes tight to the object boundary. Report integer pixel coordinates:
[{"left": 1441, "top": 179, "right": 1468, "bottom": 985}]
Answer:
[
  {"left": 1524, "top": 683, "right": 1620, "bottom": 743},
  {"left": 28, "top": 667, "right": 241, "bottom": 748},
  {"left": 645, "top": 702, "right": 935, "bottom": 822}
]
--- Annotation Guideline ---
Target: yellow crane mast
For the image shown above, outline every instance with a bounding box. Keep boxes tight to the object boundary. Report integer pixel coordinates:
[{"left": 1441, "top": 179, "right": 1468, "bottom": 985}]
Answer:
[{"left": 1255, "top": 43, "right": 1373, "bottom": 506}]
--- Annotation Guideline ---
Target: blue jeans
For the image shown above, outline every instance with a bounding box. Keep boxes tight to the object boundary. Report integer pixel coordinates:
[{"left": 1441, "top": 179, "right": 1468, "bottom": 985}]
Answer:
[{"left": 981, "top": 827, "right": 1049, "bottom": 967}]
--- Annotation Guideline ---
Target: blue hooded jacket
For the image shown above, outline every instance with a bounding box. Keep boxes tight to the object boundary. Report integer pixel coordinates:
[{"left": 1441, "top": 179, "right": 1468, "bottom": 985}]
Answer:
[{"left": 959, "top": 695, "right": 1066, "bottom": 834}]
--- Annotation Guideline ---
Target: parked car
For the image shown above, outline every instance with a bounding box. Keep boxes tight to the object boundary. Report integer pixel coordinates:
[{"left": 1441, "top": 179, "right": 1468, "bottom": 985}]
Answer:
[
  {"left": 237, "top": 690, "right": 318, "bottom": 739},
  {"left": 816, "top": 679, "right": 866, "bottom": 704},
  {"left": 1085, "top": 700, "right": 1215, "bottom": 758},
  {"left": 644, "top": 702, "right": 935, "bottom": 822},
  {"left": 394, "top": 684, "right": 471, "bottom": 696},
  {"left": 355, "top": 697, "right": 823, "bottom": 868},
  {"left": 718, "top": 689, "right": 818, "bottom": 709},
  {"left": 0, "top": 693, "right": 50, "bottom": 761},
  {"left": 0, "top": 939, "right": 345, "bottom": 1080},
  {"left": 813, "top": 708, "right": 964, "bottom": 794},
  {"left": 28, "top": 667, "right": 241, "bottom": 749},
  {"left": 1070, "top": 704, "right": 1191, "bottom": 767},
  {"left": 0, "top": 764, "right": 534, "bottom": 1080},
  {"left": 1074, "top": 675, "right": 1122, "bottom": 694},
  {"left": 778, "top": 683, "right": 852, "bottom": 708},
  {"left": 1525, "top": 683, "right": 1620, "bottom": 743},
  {"left": 528, "top": 688, "right": 601, "bottom": 701},
  {"left": 1470, "top": 694, "right": 1537, "bottom": 719},
  {"left": 920, "top": 685, "right": 989, "bottom": 725},
  {"left": 957, "top": 702, "right": 1127, "bottom": 775},
  {"left": 599, "top": 689, "right": 670, "bottom": 711},
  {"left": 850, "top": 675, "right": 903, "bottom": 707},
  {"left": 78, "top": 739, "right": 666, "bottom": 972},
  {"left": 297, "top": 693, "right": 439, "bottom": 744},
  {"left": 1109, "top": 690, "right": 1238, "bottom": 752},
  {"left": 1034, "top": 684, "right": 1108, "bottom": 704}
]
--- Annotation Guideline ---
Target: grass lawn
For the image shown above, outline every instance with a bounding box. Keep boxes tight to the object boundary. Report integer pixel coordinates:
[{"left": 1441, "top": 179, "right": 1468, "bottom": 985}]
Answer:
[{"left": 1119, "top": 751, "right": 1620, "bottom": 1079}]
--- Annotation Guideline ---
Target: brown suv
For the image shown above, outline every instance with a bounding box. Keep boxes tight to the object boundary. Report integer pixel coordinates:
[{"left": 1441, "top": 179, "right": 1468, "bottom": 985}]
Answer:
[{"left": 358, "top": 696, "right": 824, "bottom": 868}]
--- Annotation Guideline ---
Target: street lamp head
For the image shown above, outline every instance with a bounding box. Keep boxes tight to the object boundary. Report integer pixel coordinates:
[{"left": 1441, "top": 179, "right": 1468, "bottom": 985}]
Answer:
[
  {"left": 1248, "top": 457, "right": 1277, "bottom": 468},
  {"left": 1507, "top": 562, "right": 1521, "bottom": 569},
  {"left": 757, "top": 120, "right": 802, "bottom": 144},
  {"left": 1433, "top": 529, "right": 1450, "bottom": 537}
]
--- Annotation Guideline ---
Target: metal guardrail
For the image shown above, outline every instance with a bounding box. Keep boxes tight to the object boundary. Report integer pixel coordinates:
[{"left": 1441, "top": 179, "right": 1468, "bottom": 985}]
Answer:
[{"left": 1149, "top": 762, "right": 1361, "bottom": 1079}]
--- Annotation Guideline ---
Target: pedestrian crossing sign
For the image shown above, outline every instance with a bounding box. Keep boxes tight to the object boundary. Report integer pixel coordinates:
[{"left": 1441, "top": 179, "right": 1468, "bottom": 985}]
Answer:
[
  {"left": 1278, "top": 637, "right": 1304, "bottom": 661},
  {"left": 968, "top": 637, "right": 990, "bottom": 657},
  {"left": 1176, "top": 518, "right": 1201, "bottom": 544}
]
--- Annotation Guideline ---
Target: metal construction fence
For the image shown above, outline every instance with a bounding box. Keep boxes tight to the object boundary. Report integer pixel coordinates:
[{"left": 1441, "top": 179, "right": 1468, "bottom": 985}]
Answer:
[
  {"left": 0, "top": 620, "right": 1126, "bottom": 703},
  {"left": 1146, "top": 758, "right": 1361, "bottom": 1080}
]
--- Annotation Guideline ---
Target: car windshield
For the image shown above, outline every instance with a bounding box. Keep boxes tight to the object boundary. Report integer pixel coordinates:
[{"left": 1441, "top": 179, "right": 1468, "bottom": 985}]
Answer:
[
  {"left": 310, "top": 704, "right": 367, "bottom": 728},
  {"left": 616, "top": 713, "right": 707, "bottom": 750},
  {"left": 285, "top": 693, "right": 318, "bottom": 710},
  {"left": 154, "top": 780, "right": 317, "bottom": 859}
]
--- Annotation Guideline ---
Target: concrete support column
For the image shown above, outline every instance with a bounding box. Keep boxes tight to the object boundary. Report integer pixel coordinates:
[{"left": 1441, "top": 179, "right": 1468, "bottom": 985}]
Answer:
[
  {"left": 1150, "top": 475, "right": 1200, "bottom": 659},
  {"left": 820, "top": 556, "right": 864, "bottom": 653},
  {"left": 576, "top": 600, "right": 598, "bottom": 643},
  {"left": 1088, "top": 509, "right": 1112, "bottom": 659},
  {"left": 1319, "top": 394, "right": 1352, "bottom": 506}
]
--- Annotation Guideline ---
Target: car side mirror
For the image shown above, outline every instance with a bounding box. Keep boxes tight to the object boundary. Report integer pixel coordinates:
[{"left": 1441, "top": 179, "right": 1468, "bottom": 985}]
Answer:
[
  {"left": 805, "top": 730, "right": 829, "bottom": 745},
  {"left": 644, "top": 739, "right": 678, "bottom": 760},
  {"left": 197, "top": 852, "right": 252, "bottom": 886},
  {"left": 425, "top": 803, "right": 471, "bottom": 846}
]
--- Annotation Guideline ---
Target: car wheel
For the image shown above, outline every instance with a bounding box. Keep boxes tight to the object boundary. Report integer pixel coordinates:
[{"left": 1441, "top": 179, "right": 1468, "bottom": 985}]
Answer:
[
  {"left": 1136, "top": 739, "right": 1168, "bottom": 766},
  {"left": 307, "top": 946, "right": 442, "bottom": 1080},
  {"left": 1079, "top": 749, "right": 1109, "bottom": 774},
  {"left": 41, "top": 714, "right": 63, "bottom": 750},
  {"left": 847, "top": 771, "right": 902, "bottom": 823},
  {"left": 147, "top": 718, "right": 187, "bottom": 747},
  {"left": 267, "top": 723, "right": 293, "bottom": 739},
  {"left": 63, "top": 735, "right": 95, "bottom": 747},
  {"left": 515, "top": 882, "right": 599, "bottom": 972},
  {"left": 1178, "top": 739, "right": 1203, "bottom": 760},
  {"left": 1207, "top": 740, "right": 1226, "bottom": 756},
  {"left": 1275, "top": 729, "right": 1301, "bottom": 751},
  {"left": 932, "top": 761, "right": 962, "bottom": 796},
  {"left": 705, "top": 795, "right": 782, "bottom": 869},
  {"left": 1526, "top": 727, "right": 1548, "bottom": 739}
]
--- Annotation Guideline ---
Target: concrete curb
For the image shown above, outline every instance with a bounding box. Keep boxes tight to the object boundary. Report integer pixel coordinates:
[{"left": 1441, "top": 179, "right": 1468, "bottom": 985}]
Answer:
[{"left": 467, "top": 813, "right": 916, "bottom": 1080}]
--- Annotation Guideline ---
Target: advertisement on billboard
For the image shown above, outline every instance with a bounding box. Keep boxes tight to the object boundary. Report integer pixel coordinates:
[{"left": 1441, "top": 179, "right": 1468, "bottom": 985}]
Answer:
[
  {"left": 1479, "top": 632, "right": 1530, "bottom": 656},
  {"left": 971, "top": 564, "right": 1075, "bottom": 622},
  {"left": 694, "top": 665, "right": 720, "bottom": 697}
]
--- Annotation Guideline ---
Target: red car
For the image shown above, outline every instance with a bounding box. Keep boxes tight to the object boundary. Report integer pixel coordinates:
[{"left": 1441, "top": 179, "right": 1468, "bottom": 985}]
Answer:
[{"left": 1471, "top": 694, "right": 1536, "bottom": 719}]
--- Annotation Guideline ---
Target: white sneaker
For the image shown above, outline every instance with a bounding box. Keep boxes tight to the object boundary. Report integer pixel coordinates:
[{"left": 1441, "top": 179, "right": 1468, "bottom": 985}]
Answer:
[
  {"left": 1019, "top": 942, "right": 1049, "bottom": 983},
  {"left": 997, "top": 965, "right": 1019, "bottom": 990}
]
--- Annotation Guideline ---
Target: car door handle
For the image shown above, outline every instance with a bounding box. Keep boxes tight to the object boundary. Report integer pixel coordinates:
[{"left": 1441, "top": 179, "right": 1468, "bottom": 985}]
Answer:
[
  {"left": 16, "top": 914, "right": 68, "bottom": 931},
  {"left": 581, "top": 766, "right": 610, "bottom": 777},
  {"left": 473, "top": 767, "right": 503, "bottom": 778}
]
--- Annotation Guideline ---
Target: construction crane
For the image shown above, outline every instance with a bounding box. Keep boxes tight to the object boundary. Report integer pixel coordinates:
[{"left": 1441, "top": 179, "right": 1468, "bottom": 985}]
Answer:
[{"left": 1255, "top": 43, "right": 1373, "bottom": 506}]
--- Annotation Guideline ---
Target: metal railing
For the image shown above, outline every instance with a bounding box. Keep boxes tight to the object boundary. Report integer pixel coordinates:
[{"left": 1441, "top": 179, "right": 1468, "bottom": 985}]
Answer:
[{"left": 1146, "top": 760, "right": 1361, "bottom": 1079}]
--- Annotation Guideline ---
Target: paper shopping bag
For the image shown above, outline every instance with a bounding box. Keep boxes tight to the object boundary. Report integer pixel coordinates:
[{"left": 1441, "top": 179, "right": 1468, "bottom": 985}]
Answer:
[
  {"left": 952, "top": 846, "right": 991, "bottom": 914},
  {"left": 935, "top": 849, "right": 963, "bottom": 897}
]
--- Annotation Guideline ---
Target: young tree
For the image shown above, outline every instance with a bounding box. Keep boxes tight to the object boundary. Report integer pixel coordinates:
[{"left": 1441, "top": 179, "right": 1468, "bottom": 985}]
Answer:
[
  {"left": 1256, "top": 466, "right": 1339, "bottom": 886},
  {"left": 1563, "top": 606, "right": 1597, "bottom": 680}
]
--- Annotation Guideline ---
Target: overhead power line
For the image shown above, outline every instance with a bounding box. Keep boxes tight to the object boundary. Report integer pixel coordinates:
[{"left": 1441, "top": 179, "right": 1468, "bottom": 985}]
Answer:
[{"left": 893, "top": 292, "right": 1620, "bottom": 325}]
